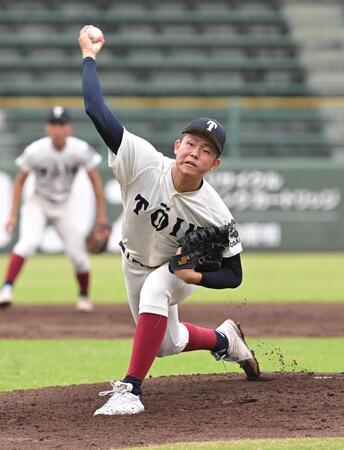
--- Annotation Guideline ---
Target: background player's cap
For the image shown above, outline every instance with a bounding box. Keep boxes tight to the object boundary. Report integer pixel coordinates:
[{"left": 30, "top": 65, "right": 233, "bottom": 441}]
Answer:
[
  {"left": 48, "top": 106, "right": 71, "bottom": 124},
  {"left": 182, "top": 117, "right": 226, "bottom": 155}
]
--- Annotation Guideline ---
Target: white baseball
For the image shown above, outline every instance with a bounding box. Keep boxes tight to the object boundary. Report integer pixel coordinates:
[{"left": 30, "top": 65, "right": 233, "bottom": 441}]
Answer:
[{"left": 86, "top": 26, "right": 104, "bottom": 43}]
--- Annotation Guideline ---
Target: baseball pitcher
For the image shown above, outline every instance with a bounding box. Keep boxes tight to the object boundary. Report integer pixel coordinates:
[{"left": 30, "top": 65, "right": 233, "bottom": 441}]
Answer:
[{"left": 79, "top": 25, "right": 260, "bottom": 415}]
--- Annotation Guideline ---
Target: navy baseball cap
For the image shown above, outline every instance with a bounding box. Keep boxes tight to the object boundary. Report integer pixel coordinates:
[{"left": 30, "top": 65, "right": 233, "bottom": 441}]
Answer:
[
  {"left": 48, "top": 106, "right": 71, "bottom": 124},
  {"left": 182, "top": 117, "right": 226, "bottom": 155}
]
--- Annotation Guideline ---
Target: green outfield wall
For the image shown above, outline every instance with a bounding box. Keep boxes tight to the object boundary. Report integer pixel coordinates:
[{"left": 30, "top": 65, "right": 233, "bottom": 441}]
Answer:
[
  {"left": 208, "top": 159, "right": 344, "bottom": 251},
  {"left": 0, "top": 158, "right": 343, "bottom": 252}
]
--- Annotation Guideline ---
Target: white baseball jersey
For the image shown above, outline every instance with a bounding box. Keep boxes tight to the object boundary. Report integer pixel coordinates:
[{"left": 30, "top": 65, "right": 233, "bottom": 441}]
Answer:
[
  {"left": 16, "top": 136, "right": 101, "bottom": 203},
  {"left": 108, "top": 128, "right": 242, "bottom": 267}
]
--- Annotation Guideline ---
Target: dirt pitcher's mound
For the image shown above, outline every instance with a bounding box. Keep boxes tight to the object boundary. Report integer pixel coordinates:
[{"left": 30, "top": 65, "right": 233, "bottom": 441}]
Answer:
[{"left": 1, "top": 372, "right": 344, "bottom": 450}]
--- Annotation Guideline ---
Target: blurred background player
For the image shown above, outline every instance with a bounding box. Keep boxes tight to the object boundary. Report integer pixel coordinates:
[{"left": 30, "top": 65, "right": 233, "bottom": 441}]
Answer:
[{"left": 0, "top": 106, "right": 107, "bottom": 312}]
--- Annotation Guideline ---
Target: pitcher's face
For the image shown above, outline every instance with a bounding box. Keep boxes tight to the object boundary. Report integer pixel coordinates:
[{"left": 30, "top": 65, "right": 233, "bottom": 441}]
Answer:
[{"left": 174, "top": 133, "right": 220, "bottom": 177}]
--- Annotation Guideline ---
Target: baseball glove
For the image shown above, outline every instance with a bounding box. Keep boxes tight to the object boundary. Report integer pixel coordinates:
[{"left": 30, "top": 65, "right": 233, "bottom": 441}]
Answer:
[
  {"left": 86, "top": 222, "right": 111, "bottom": 254},
  {"left": 169, "top": 224, "right": 231, "bottom": 273}
]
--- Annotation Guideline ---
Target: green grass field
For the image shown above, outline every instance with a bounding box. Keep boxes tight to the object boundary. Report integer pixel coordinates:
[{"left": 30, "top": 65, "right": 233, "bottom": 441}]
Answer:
[
  {"left": 128, "top": 438, "right": 344, "bottom": 450},
  {"left": 0, "top": 338, "right": 343, "bottom": 392},
  {"left": 0, "top": 252, "right": 343, "bottom": 303},
  {"left": 123, "top": 438, "right": 344, "bottom": 450},
  {"left": 1, "top": 252, "right": 343, "bottom": 449}
]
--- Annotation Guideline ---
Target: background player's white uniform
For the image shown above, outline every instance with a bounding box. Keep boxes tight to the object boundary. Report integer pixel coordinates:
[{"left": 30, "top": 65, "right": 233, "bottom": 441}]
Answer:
[
  {"left": 14, "top": 136, "right": 101, "bottom": 271},
  {"left": 109, "top": 128, "right": 243, "bottom": 356}
]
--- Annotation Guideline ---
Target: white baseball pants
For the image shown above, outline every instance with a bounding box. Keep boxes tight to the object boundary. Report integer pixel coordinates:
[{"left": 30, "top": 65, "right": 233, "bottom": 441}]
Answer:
[
  {"left": 122, "top": 257, "right": 198, "bottom": 357},
  {"left": 14, "top": 195, "right": 90, "bottom": 272}
]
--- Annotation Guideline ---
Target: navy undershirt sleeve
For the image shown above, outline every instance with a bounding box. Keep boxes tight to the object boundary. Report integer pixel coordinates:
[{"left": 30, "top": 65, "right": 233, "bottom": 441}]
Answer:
[
  {"left": 82, "top": 57, "right": 123, "bottom": 154},
  {"left": 199, "top": 254, "right": 243, "bottom": 289}
]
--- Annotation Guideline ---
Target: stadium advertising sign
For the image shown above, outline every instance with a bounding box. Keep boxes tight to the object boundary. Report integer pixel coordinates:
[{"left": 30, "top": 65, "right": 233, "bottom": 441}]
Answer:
[
  {"left": 0, "top": 164, "right": 343, "bottom": 252},
  {"left": 206, "top": 165, "right": 343, "bottom": 250}
]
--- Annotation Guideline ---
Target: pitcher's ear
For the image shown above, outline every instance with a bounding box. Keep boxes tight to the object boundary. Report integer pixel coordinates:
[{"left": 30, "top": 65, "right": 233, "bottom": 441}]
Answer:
[
  {"left": 210, "top": 158, "right": 221, "bottom": 172},
  {"left": 174, "top": 139, "right": 181, "bottom": 155}
]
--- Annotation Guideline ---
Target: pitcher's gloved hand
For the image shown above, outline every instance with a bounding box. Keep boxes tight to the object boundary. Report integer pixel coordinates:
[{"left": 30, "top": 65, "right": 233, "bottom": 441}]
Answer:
[{"left": 169, "top": 224, "right": 230, "bottom": 272}]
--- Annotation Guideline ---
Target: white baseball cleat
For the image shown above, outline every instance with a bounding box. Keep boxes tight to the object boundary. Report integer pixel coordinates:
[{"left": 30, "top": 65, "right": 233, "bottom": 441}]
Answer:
[
  {"left": 0, "top": 284, "right": 13, "bottom": 308},
  {"left": 76, "top": 297, "right": 94, "bottom": 312},
  {"left": 212, "top": 319, "right": 260, "bottom": 380},
  {"left": 94, "top": 381, "right": 144, "bottom": 416}
]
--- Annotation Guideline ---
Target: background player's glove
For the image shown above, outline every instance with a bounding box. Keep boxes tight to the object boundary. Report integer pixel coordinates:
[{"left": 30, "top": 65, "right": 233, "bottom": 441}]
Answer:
[
  {"left": 86, "top": 222, "right": 111, "bottom": 254},
  {"left": 169, "top": 224, "right": 230, "bottom": 273}
]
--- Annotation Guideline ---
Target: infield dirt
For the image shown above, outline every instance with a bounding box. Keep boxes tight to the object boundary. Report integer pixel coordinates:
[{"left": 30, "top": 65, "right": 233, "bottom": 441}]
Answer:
[
  {"left": 1, "top": 303, "right": 343, "bottom": 449},
  {"left": 1, "top": 303, "right": 344, "bottom": 339}
]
